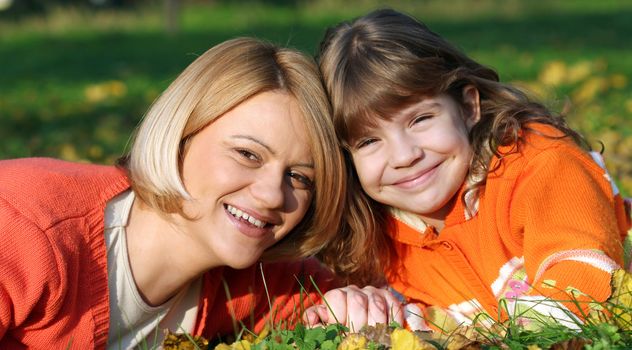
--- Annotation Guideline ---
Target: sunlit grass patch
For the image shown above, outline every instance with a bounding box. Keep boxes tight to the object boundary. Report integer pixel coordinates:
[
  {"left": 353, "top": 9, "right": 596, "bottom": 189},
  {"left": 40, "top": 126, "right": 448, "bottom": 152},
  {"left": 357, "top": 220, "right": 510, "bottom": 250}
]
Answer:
[
  {"left": 508, "top": 56, "right": 632, "bottom": 196},
  {"left": 1, "top": 0, "right": 630, "bottom": 196},
  {"left": 161, "top": 269, "right": 631, "bottom": 349}
]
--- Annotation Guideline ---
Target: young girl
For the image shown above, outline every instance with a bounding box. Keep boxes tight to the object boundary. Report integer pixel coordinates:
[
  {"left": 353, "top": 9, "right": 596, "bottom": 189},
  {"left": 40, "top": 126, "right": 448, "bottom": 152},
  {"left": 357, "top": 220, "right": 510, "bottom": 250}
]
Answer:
[
  {"left": 314, "top": 9, "right": 631, "bottom": 330},
  {"left": 0, "top": 37, "right": 399, "bottom": 349}
]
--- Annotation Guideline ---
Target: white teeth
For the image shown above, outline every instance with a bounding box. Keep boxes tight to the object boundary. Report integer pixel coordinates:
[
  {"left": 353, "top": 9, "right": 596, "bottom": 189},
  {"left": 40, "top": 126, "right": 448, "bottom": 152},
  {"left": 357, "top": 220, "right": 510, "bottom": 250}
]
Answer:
[
  {"left": 248, "top": 216, "right": 263, "bottom": 227},
  {"left": 226, "top": 205, "right": 266, "bottom": 228}
]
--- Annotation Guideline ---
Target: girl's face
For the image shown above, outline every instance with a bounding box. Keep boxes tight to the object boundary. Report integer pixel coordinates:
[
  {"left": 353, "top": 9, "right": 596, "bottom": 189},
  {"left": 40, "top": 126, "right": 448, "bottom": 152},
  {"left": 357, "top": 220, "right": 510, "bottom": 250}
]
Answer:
[
  {"left": 179, "top": 91, "right": 314, "bottom": 269},
  {"left": 349, "top": 91, "right": 479, "bottom": 224}
]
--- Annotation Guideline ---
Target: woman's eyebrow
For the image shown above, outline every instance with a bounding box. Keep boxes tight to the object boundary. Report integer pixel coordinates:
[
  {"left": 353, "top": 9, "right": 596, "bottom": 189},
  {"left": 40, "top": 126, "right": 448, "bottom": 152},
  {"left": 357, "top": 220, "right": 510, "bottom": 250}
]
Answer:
[
  {"left": 231, "top": 134, "right": 314, "bottom": 168},
  {"left": 231, "top": 135, "right": 274, "bottom": 154}
]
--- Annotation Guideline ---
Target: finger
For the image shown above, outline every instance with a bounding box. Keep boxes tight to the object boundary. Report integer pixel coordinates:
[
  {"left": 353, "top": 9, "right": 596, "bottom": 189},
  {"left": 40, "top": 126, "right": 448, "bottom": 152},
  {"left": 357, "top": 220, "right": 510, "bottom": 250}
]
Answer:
[
  {"left": 367, "top": 294, "right": 388, "bottom": 326},
  {"left": 323, "top": 289, "right": 348, "bottom": 325},
  {"left": 305, "top": 304, "right": 330, "bottom": 328},
  {"left": 314, "top": 304, "right": 330, "bottom": 324},
  {"left": 404, "top": 303, "right": 431, "bottom": 331},
  {"left": 380, "top": 290, "right": 405, "bottom": 326},
  {"left": 303, "top": 307, "right": 321, "bottom": 327},
  {"left": 345, "top": 290, "right": 369, "bottom": 332}
]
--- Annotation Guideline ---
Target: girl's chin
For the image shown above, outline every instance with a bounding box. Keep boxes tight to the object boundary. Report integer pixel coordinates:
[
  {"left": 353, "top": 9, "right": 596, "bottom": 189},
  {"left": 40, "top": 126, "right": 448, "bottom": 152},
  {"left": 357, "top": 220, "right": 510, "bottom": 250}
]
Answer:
[{"left": 400, "top": 199, "right": 453, "bottom": 217}]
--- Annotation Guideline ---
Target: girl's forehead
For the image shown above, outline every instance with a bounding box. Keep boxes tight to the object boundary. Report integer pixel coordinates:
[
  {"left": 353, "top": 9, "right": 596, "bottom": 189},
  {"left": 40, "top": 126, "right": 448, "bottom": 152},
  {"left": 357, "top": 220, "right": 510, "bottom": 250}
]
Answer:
[
  {"left": 370, "top": 94, "right": 446, "bottom": 119},
  {"left": 343, "top": 94, "right": 453, "bottom": 140},
  {"left": 395, "top": 96, "right": 444, "bottom": 114}
]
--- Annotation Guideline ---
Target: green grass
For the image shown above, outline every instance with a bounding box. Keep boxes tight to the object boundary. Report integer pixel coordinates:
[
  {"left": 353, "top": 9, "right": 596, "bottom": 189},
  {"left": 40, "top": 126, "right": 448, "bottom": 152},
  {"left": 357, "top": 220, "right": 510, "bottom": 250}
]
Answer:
[
  {"left": 1, "top": 0, "right": 631, "bottom": 195},
  {"left": 161, "top": 268, "right": 632, "bottom": 349}
]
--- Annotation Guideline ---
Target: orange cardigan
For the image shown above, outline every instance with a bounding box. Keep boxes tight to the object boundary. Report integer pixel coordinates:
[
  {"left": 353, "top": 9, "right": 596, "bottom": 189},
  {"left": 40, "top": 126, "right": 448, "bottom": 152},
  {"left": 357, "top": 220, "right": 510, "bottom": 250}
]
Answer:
[
  {"left": 386, "top": 125, "right": 629, "bottom": 329},
  {"left": 0, "top": 158, "right": 337, "bottom": 349}
]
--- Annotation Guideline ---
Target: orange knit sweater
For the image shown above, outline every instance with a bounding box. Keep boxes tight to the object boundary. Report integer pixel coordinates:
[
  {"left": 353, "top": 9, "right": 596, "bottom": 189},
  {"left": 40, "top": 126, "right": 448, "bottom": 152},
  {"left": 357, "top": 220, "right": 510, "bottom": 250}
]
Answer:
[
  {"left": 386, "top": 125, "right": 629, "bottom": 329},
  {"left": 0, "top": 158, "right": 338, "bottom": 349}
]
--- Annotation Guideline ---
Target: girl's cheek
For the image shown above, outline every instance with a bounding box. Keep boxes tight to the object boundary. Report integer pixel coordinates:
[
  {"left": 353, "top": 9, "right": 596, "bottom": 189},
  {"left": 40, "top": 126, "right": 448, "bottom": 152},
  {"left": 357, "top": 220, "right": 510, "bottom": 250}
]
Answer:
[
  {"left": 355, "top": 159, "right": 380, "bottom": 187},
  {"left": 355, "top": 162, "right": 372, "bottom": 184},
  {"left": 432, "top": 131, "right": 469, "bottom": 153}
]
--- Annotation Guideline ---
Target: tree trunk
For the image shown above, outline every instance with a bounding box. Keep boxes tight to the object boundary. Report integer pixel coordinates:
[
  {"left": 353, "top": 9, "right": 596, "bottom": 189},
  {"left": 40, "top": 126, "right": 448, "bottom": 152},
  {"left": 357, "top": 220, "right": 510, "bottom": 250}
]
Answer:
[{"left": 164, "top": 0, "right": 180, "bottom": 36}]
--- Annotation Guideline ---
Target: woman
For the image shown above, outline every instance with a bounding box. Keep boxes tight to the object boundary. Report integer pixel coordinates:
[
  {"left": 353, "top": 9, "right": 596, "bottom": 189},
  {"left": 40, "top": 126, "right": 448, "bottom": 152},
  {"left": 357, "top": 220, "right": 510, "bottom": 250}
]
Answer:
[{"left": 0, "top": 37, "right": 349, "bottom": 349}]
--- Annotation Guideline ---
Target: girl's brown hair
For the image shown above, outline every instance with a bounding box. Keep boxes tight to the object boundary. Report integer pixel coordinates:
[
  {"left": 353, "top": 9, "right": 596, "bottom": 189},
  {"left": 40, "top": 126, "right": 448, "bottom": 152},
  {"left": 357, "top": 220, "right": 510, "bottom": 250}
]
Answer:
[{"left": 317, "top": 9, "right": 586, "bottom": 285}]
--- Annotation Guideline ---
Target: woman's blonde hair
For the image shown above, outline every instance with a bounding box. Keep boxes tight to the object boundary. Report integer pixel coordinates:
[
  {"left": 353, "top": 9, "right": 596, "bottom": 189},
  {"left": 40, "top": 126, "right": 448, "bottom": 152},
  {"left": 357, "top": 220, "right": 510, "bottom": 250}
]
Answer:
[
  {"left": 317, "top": 9, "right": 586, "bottom": 285},
  {"left": 120, "top": 37, "right": 346, "bottom": 261}
]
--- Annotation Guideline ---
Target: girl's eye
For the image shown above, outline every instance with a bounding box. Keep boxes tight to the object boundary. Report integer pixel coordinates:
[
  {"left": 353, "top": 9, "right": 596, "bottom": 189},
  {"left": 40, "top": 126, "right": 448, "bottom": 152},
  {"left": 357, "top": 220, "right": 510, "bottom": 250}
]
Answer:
[
  {"left": 412, "top": 114, "right": 432, "bottom": 125},
  {"left": 237, "top": 149, "right": 261, "bottom": 162},
  {"left": 355, "top": 138, "right": 379, "bottom": 149},
  {"left": 287, "top": 171, "right": 314, "bottom": 190}
]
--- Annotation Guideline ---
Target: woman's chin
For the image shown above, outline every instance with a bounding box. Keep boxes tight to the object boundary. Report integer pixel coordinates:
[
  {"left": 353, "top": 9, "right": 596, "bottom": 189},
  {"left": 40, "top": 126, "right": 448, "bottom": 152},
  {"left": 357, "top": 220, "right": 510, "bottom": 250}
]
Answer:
[{"left": 223, "top": 255, "right": 261, "bottom": 270}]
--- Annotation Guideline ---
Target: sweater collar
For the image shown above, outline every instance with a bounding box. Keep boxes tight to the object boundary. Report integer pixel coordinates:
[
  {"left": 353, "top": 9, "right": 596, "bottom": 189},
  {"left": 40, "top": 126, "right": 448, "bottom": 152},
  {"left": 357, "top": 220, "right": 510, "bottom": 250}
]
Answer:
[{"left": 387, "top": 182, "right": 477, "bottom": 243}]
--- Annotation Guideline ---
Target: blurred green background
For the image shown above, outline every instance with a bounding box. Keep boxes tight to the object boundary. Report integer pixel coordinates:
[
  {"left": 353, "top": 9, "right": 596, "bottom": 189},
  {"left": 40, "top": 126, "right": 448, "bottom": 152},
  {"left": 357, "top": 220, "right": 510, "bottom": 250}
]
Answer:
[{"left": 1, "top": 0, "right": 630, "bottom": 196}]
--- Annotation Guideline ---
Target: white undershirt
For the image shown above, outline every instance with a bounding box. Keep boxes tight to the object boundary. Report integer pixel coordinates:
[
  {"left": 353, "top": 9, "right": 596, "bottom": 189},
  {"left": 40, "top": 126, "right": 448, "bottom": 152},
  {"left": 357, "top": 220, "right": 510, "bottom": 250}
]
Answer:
[{"left": 104, "top": 190, "right": 201, "bottom": 349}]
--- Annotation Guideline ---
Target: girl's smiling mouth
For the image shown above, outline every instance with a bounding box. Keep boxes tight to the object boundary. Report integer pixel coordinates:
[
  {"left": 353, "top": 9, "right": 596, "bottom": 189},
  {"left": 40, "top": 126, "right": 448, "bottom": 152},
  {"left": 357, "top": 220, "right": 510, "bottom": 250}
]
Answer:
[{"left": 391, "top": 162, "right": 441, "bottom": 190}]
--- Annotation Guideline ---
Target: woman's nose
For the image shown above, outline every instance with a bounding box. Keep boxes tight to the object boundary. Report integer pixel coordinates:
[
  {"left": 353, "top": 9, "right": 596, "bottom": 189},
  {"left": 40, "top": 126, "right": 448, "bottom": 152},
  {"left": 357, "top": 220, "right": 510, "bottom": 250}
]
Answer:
[
  {"left": 250, "top": 170, "right": 285, "bottom": 209},
  {"left": 388, "top": 134, "right": 423, "bottom": 168}
]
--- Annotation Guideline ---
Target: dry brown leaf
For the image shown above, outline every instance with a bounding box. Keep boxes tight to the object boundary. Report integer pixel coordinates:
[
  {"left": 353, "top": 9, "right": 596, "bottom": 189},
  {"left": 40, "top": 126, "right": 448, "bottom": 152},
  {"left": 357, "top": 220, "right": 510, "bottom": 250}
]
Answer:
[
  {"left": 360, "top": 323, "right": 392, "bottom": 346},
  {"left": 548, "top": 337, "right": 592, "bottom": 350},
  {"left": 162, "top": 331, "right": 209, "bottom": 350},
  {"left": 445, "top": 334, "right": 484, "bottom": 350}
]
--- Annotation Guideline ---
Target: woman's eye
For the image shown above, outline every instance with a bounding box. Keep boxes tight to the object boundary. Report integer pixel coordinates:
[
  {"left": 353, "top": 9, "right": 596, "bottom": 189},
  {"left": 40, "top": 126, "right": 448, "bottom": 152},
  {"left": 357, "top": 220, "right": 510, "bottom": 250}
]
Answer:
[
  {"left": 287, "top": 171, "right": 313, "bottom": 190},
  {"left": 237, "top": 149, "right": 260, "bottom": 162}
]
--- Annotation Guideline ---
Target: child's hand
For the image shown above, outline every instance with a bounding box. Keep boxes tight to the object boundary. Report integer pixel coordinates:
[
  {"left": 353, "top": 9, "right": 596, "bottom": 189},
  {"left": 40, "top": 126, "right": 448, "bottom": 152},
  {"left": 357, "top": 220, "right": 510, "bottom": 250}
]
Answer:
[{"left": 302, "top": 285, "right": 404, "bottom": 330}]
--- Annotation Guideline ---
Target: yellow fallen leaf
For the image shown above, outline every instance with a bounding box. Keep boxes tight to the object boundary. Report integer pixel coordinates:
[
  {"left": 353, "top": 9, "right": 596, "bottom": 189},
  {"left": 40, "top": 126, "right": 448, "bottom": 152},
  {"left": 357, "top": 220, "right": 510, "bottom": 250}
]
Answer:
[
  {"left": 59, "top": 143, "right": 80, "bottom": 161},
  {"left": 240, "top": 340, "right": 254, "bottom": 350},
  {"left": 625, "top": 99, "right": 632, "bottom": 114},
  {"left": 338, "top": 333, "right": 368, "bottom": 350},
  {"left": 425, "top": 306, "right": 461, "bottom": 333},
  {"left": 610, "top": 269, "right": 632, "bottom": 330},
  {"left": 572, "top": 77, "right": 607, "bottom": 104},
  {"left": 539, "top": 61, "right": 567, "bottom": 86},
  {"left": 84, "top": 80, "right": 127, "bottom": 103},
  {"left": 566, "top": 61, "right": 592, "bottom": 84},
  {"left": 255, "top": 325, "right": 270, "bottom": 344},
  {"left": 610, "top": 74, "right": 627, "bottom": 89},
  {"left": 212, "top": 339, "right": 252, "bottom": 350},
  {"left": 391, "top": 328, "right": 436, "bottom": 350}
]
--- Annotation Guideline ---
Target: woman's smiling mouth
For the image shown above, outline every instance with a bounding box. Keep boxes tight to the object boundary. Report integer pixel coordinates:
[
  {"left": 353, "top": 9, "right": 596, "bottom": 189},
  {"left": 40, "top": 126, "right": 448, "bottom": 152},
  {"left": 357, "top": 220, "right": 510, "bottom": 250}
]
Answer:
[{"left": 225, "top": 204, "right": 268, "bottom": 228}]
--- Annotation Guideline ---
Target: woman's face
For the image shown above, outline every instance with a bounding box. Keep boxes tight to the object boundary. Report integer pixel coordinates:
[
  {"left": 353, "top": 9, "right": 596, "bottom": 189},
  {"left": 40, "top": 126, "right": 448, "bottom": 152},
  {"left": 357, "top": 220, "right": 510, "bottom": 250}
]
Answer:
[{"left": 179, "top": 90, "right": 314, "bottom": 269}]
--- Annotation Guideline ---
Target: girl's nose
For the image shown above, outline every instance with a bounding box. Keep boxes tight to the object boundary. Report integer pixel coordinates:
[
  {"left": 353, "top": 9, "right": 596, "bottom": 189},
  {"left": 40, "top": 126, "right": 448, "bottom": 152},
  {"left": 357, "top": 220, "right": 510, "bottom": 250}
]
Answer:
[
  {"left": 388, "top": 135, "right": 423, "bottom": 168},
  {"left": 250, "top": 170, "right": 285, "bottom": 209}
]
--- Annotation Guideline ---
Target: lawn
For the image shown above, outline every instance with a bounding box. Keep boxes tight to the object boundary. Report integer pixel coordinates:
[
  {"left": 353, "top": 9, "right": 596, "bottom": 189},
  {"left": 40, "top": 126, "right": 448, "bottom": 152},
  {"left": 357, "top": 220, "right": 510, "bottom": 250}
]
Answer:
[{"left": 0, "top": 0, "right": 630, "bottom": 195}]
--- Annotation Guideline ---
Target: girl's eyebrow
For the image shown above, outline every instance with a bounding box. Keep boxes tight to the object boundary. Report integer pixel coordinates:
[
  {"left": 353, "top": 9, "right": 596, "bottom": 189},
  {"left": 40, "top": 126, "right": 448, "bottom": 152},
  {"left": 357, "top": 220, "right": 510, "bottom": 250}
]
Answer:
[
  {"left": 396, "top": 100, "right": 442, "bottom": 118},
  {"left": 423, "top": 101, "right": 442, "bottom": 108},
  {"left": 230, "top": 135, "right": 314, "bottom": 168},
  {"left": 412, "top": 101, "right": 442, "bottom": 111}
]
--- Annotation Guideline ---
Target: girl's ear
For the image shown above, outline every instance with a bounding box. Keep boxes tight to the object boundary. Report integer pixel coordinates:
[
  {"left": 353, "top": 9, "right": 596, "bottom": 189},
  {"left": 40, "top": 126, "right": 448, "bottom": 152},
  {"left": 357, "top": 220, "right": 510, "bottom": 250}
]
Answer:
[{"left": 462, "top": 85, "right": 481, "bottom": 130}]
